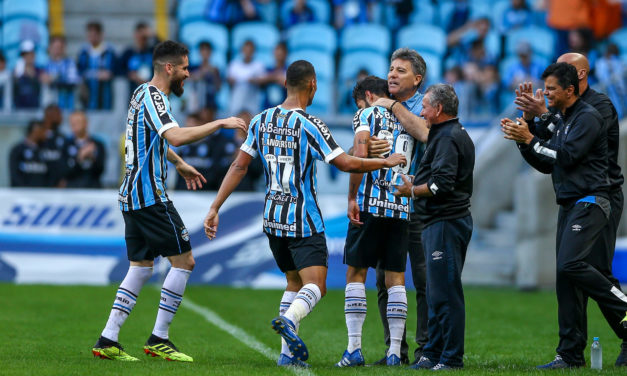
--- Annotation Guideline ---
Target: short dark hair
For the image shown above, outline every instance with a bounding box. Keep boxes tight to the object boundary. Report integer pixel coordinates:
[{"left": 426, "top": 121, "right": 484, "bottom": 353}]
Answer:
[
  {"left": 541, "top": 62, "right": 579, "bottom": 96},
  {"left": 352, "top": 75, "right": 389, "bottom": 105},
  {"left": 135, "top": 21, "right": 149, "bottom": 32},
  {"left": 285, "top": 60, "right": 315, "bottom": 90},
  {"left": 26, "top": 120, "right": 43, "bottom": 136},
  {"left": 49, "top": 35, "right": 66, "bottom": 44},
  {"left": 425, "top": 84, "right": 459, "bottom": 117},
  {"left": 153, "top": 40, "right": 189, "bottom": 70},
  {"left": 86, "top": 21, "right": 102, "bottom": 33},
  {"left": 199, "top": 41, "right": 213, "bottom": 50}
]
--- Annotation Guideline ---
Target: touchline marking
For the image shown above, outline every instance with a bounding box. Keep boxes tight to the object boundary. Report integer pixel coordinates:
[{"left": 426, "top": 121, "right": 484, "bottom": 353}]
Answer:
[{"left": 183, "top": 297, "right": 315, "bottom": 376}]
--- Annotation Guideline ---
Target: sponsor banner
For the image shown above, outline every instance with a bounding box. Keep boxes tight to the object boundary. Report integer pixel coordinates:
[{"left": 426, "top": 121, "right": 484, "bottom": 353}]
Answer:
[{"left": 0, "top": 188, "right": 398, "bottom": 288}]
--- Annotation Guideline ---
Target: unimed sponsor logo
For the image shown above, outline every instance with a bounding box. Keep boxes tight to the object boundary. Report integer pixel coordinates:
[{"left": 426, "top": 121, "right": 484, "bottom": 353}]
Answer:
[{"left": 1, "top": 204, "right": 117, "bottom": 229}]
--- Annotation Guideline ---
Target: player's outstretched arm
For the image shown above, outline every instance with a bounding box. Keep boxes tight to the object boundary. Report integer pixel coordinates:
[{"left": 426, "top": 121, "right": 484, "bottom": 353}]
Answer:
[
  {"left": 163, "top": 117, "right": 247, "bottom": 147},
  {"left": 372, "top": 97, "right": 429, "bottom": 143},
  {"left": 331, "top": 152, "right": 406, "bottom": 173},
  {"left": 204, "top": 150, "right": 253, "bottom": 239},
  {"left": 167, "top": 149, "right": 207, "bottom": 190}
]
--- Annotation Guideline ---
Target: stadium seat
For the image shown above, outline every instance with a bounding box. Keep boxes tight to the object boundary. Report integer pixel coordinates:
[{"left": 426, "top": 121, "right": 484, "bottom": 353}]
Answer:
[
  {"left": 257, "top": 0, "right": 278, "bottom": 24},
  {"left": 437, "top": 0, "right": 456, "bottom": 29},
  {"left": 409, "top": 0, "right": 436, "bottom": 25},
  {"left": 484, "top": 31, "right": 502, "bottom": 60},
  {"left": 231, "top": 22, "right": 280, "bottom": 55},
  {"left": 307, "top": 78, "right": 333, "bottom": 116},
  {"left": 420, "top": 52, "right": 443, "bottom": 86},
  {"left": 397, "top": 24, "right": 447, "bottom": 56},
  {"left": 280, "top": 0, "right": 331, "bottom": 28},
  {"left": 179, "top": 21, "right": 228, "bottom": 56},
  {"left": 287, "top": 23, "right": 337, "bottom": 54},
  {"left": 3, "top": 0, "right": 48, "bottom": 22},
  {"left": 288, "top": 50, "right": 334, "bottom": 81},
  {"left": 177, "top": 0, "right": 207, "bottom": 25},
  {"left": 609, "top": 27, "right": 627, "bottom": 53},
  {"left": 505, "top": 26, "right": 556, "bottom": 61},
  {"left": 188, "top": 47, "right": 227, "bottom": 71},
  {"left": 469, "top": 0, "right": 492, "bottom": 20},
  {"left": 340, "top": 24, "right": 391, "bottom": 55},
  {"left": 491, "top": 0, "right": 513, "bottom": 34},
  {"left": 2, "top": 18, "right": 49, "bottom": 68},
  {"left": 339, "top": 51, "right": 388, "bottom": 81}
]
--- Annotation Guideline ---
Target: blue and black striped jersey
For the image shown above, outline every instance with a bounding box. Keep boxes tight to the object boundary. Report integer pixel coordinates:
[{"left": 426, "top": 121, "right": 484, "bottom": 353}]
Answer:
[
  {"left": 353, "top": 106, "right": 415, "bottom": 219},
  {"left": 119, "top": 83, "right": 179, "bottom": 211},
  {"left": 240, "top": 106, "right": 344, "bottom": 238}
]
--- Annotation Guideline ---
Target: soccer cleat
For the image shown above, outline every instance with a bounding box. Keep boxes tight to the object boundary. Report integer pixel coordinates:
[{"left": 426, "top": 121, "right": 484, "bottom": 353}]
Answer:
[
  {"left": 621, "top": 313, "right": 627, "bottom": 330},
  {"left": 277, "top": 353, "right": 311, "bottom": 368},
  {"left": 386, "top": 353, "right": 401, "bottom": 366},
  {"left": 616, "top": 342, "right": 627, "bottom": 367},
  {"left": 536, "top": 355, "right": 581, "bottom": 369},
  {"left": 409, "top": 355, "right": 436, "bottom": 370},
  {"left": 92, "top": 336, "right": 139, "bottom": 361},
  {"left": 143, "top": 334, "right": 193, "bottom": 362},
  {"left": 271, "top": 316, "right": 308, "bottom": 361},
  {"left": 335, "top": 349, "right": 365, "bottom": 367}
]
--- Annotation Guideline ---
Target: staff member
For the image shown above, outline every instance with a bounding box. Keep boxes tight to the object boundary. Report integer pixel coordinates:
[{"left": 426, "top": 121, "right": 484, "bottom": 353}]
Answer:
[
  {"left": 394, "top": 84, "right": 474, "bottom": 371},
  {"left": 514, "top": 53, "right": 627, "bottom": 367},
  {"left": 502, "top": 62, "right": 627, "bottom": 369}
]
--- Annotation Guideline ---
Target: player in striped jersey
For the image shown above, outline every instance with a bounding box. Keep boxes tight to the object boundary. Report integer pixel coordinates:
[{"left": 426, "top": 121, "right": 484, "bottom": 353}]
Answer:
[
  {"left": 204, "top": 60, "right": 406, "bottom": 368},
  {"left": 93, "top": 41, "right": 246, "bottom": 362},
  {"left": 336, "top": 76, "right": 415, "bottom": 367}
]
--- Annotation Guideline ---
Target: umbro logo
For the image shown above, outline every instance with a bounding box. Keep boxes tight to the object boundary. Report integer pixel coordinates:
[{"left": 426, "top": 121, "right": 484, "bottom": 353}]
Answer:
[
  {"left": 432, "top": 251, "right": 443, "bottom": 260},
  {"left": 572, "top": 224, "right": 582, "bottom": 232}
]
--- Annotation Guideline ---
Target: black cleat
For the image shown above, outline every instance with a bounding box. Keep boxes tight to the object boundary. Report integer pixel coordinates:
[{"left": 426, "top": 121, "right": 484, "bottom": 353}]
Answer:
[
  {"left": 536, "top": 355, "right": 582, "bottom": 369},
  {"left": 616, "top": 342, "right": 627, "bottom": 367}
]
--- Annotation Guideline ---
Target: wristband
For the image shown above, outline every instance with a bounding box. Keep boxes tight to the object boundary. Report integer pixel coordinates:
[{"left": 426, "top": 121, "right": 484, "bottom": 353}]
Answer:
[
  {"left": 390, "top": 100, "right": 399, "bottom": 111},
  {"left": 411, "top": 185, "right": 416, "bottom": 200}
]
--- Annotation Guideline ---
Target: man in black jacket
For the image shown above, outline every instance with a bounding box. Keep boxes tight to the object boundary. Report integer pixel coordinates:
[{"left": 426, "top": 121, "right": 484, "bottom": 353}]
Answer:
[
  {"left": 393, "top": 83, "right": 474, "bottom": 371},
  {"left": 502, "top": 62, "right": 627, "bottom": 369},
  {"left": 9, "top": 120, "right": 49, "bottom": 187},
  {"left": 514, "top": 54, "right": 627, "bottom": 367}
]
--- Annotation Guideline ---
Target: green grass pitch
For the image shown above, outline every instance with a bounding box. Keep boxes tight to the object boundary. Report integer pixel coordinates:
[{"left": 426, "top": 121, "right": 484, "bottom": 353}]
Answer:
[{"left": 1, "top": 284, "right": 625, "bottom": 375}]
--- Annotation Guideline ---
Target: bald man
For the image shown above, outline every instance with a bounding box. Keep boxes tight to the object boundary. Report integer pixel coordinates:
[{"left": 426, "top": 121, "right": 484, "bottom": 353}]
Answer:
[{"left": 515, "top": 54, "right": 627, "bottom": 368}]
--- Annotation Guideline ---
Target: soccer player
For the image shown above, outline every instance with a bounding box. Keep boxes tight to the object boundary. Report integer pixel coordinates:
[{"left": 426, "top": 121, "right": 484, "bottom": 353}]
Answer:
[
  {"left": 203, "top": 60, "right": 406, "bottom": 368},
  {"left": 336, "top": 76, "right": 415, "bottom": 367},
  {"left": 92, "top": 40, "right": 246, "bottom": 362}
]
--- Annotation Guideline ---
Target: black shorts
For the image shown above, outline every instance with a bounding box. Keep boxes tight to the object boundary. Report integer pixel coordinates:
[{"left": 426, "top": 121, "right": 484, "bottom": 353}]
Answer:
[
  {"left": 344, "top": 212, "right": 409, "bottom": 272},
  {"left": 266, "top": 232, "right": 328, "bottom": 272},
  {"left": 122, "top": 201, "right": 192, "bottom": 261}
]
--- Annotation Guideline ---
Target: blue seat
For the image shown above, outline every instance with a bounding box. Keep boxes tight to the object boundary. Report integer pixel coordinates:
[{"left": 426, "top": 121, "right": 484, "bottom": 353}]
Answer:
[
  {"left": 340, "top": 24, "right": 390, "bottom": 55},
  {"left": 609, "top": 27, "right": 627, "bottom": 53},
  {"left": 469, "top": 0, "right": 492, "bottom": 20},
  {"left": 177, "top": 0, "right": 207, "bottom": 25},
  {"left": 179, "top": 21, "right": 228, "bottom": 55},
  {"left": 506, "top": 26, "right": 556, "bottom": 61},
  {"left": 257, "top": 0, "right": 278, "bottom": 24},
  {"left": 410, "top": 0, "right": 436, "bottom": 25},
  {"left": 231, "top": 22, "right": 280, "bottom": 55},
  {"left": 437, "top": 0, "right": 456, "bottom": 29},
  {"left": 288, "top": 50, "right": 334, "bottom": 81},
  {"left": 3, "top": 0, "right": 48, "bottom": 22},
  {"left": 287, "top": 23, "right": 337, "bottom": 54},
  {"left": 339, "top": 51, "right": 388, "bottom": 81},
  {"left": 420, "top": 52, "right": 443, "bottom": 86},
  {"left": 280, "top": 0, "right": 331, "bottom": 28},
  {"left": 308, "top": 78, "right": 333, "bottom": 116},
  {"left": 397, "top": 24, "right": 446, "bottom": 56}
]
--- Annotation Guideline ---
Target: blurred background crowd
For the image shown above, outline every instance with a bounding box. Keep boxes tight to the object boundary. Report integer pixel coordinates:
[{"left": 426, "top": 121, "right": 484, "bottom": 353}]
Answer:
[{"left": 2, "top": 0, "right": 627, "bottom": 190}]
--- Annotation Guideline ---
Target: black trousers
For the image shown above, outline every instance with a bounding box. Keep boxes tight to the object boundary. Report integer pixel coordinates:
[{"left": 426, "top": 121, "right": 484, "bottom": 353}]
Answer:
[
  {"left": 581, "top": 190, "right": 627, "bottom": 345},
  {"left": 375, "top": 213, "right": 428, "bottom": 362},
  {"left": 555, "top": 198, "right": 627, "bottom": 365},
  {"left": 422, "top": 215, "right": 472, "bottom": 368}
]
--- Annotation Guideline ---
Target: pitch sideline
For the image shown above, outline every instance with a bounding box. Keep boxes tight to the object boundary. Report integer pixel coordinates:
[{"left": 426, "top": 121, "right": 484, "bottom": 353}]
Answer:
[{"left": 183, "top": 297, "right": 315, "bottom": 376}]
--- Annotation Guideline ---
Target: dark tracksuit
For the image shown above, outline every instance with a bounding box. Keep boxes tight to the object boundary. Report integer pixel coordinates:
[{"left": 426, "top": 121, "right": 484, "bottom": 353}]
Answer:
[
  {"left": 518, "top": 98, "right": 627, "bottom": 366},
  {"left": 414, "top": 118, "right": 475, "bottom": 368},
  {"left": 9, "top": 141, "right": 49, "bottom": 187}
]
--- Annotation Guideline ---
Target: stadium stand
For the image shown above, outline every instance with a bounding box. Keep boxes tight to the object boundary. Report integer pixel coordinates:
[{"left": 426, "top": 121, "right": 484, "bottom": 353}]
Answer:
[
  {"left": 287, "top": 22, "right": 336, "bottom": 54},
  {"left": 179, "top": 21, "right": 228, "bottom": 68}
]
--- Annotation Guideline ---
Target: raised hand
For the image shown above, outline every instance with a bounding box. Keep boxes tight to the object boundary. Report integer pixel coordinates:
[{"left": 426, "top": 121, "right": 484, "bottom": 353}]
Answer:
[{"left": 222, "top": 117, "right": 248, "bottom": 132}]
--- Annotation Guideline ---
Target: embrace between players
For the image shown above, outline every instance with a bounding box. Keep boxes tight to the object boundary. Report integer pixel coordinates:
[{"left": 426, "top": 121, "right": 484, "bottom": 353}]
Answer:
[{"left": 92, "top": 39, "right": 627, "bottom": 370}]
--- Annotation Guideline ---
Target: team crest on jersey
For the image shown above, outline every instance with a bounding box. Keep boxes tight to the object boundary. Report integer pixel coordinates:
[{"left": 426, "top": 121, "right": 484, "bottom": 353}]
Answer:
[{"left": 180, "top": 227, "right": 190, "bottom": 241}]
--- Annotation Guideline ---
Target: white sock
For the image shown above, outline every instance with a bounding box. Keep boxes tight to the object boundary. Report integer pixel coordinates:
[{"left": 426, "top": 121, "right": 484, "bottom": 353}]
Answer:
[
  {"left": 152, "top": 267, "right": 191, "bottom": 339},
  {"left": 284, "top": 283, "right": 322, "bottom": 326},
  {"left": 345, "top": 282, "right": 366, "bottom": 352},
  {"left": 386, "top": 285, "right": 407, "bottom": 358},
  {"left": 279, "top": 291, "right": 297, "bottom": 356},
  {"left": 101, "top": 266, "right": 153, "bottom": 342}
]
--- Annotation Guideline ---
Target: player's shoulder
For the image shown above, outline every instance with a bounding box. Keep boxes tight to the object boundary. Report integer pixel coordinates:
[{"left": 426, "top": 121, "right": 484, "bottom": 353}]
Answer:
[{"left": 294, "top": 109, "right": 327, "bottom": 128}]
